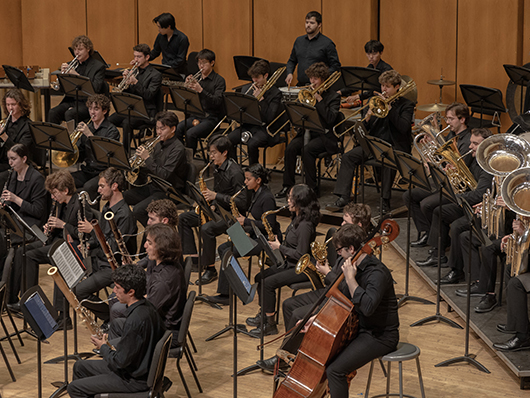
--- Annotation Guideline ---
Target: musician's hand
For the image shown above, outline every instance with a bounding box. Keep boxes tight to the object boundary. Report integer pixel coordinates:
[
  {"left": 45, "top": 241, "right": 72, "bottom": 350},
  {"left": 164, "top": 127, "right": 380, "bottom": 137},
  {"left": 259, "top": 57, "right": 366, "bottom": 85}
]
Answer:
[
  {"left": 501, "top": 234, "right": 510, "bottom": 251},
  {"left": 48, "top": 216, "right": 65, "bottom": 229},
  {"left": 60, "top": 63, "right": 70, "bottom": 73},
  {"left": 315, "top": 260, "right": 331, "bottom": 276},
  {"left": 202, "top": 188, "right": 217, "bottom": 202},
  {"left": 78, "top": 219, "right": 93, "bottom": 234},
  {"left": 513, "top": 219, "right": 525, "bottom": 235},
  {"left": 285, "top": 74, "right": 293, "bottom": 86},
  {"left": 314, "top": 92, "right": 323, "bottom": 103},
  {"left": 136, "top": 146, "right": 149, "bottom": 160},
  {"left": 78, "top": 121, "right": 92, "bottom": 137},
  {"left": 188, "top": 79, "right": 203, "bottom": 93},
  {"left": 473, "top": 201, "right": 483, "bottom": 214},
  {"left": 129, "top": 59, "right": 136, "bottom": 66},
  {"left": 1, "top": 190, "right": 21, "bottom": 206},
  {"left": 496, "top": 196, "right": 506, "bottom": 208},
  {"left": 237, "top": 215, "right": 245, "bottom": 226},
  {"left": 342, "top": 256, "right": 360, "bottom": 297},
  {"left": 269, "top": 237, "right": 281, "bottom": 251},
  {"left": 90, "top": 333, "right": 107, "bottom": 349},
  {"left": 128, "top": 74, "right": 138, "bottom": 85},
  {"left": 346, "top": 94, "right": 360, "bottom": 104},
  {"left": 299, "top": 315, "right": 316, "bottom": 333}
]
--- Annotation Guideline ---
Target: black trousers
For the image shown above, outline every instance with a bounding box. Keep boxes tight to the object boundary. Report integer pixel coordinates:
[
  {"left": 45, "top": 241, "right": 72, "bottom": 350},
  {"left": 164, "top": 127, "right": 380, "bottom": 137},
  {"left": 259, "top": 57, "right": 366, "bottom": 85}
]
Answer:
[
  {"left": 428, "top": 203, "right": 464, "bottom": 253},
  {"left": 9, "top": 241, "right": 48, "bottom": 303},
  {"left": 506, "top": 275, "right": 530, "bottom": 339},
  {"left": 49, "top": 100, "right": 89, "bottom": 125},
  {"left": 108, "top": 113, "right": 152, "bottom": 154},
  {"left": 478, "top": 239, "right": 503, "bottom": 293},
  {"left": 447, "top": 216, "right": 471, "bottom": 272},
  {"left": 176, "top": 116, "right": 218, "bottom": 152},
  {"left": 123, "top": 184, "right": 166, "bottom": 227},
  {"left": 254, "top": 267, "right": 308, "bottom": 314},
  {"left": 333, "top": 146, "right": 366, "bottom": 199},
  {"left": 227, "top": 126, "right": 279, "bottom": 166}
]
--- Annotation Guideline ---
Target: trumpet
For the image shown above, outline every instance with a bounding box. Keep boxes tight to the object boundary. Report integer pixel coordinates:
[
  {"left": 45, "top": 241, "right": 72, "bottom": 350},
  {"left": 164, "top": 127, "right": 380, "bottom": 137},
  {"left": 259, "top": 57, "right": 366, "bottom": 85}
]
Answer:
[
  {"left": 0, "top": 111, "right": 13, "bottom": 133},
  {"left": 113, "top": 62, "right": 139, "bottom": 92},
  {"left": 50, "top": 56, "right": 79, "bottom": 91},
  {"left": 185, "top": 69, "right": 203, "bottom": 89},
  {"left": 51, "top": 119, "right": 92, "bottom": 168},
  {"left": 125, "top": 135, "right": 161, "bottom": 186}
]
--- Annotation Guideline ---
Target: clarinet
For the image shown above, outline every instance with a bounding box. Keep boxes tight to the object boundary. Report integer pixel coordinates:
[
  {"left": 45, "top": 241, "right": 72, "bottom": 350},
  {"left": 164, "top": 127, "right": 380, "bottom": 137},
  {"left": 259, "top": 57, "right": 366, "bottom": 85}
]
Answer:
[
  {"left": 45, "top": 200, "right": 58, "bottom": 239},
  {"left": 0, "top": 168, "right": 12, "bottom": 206}
]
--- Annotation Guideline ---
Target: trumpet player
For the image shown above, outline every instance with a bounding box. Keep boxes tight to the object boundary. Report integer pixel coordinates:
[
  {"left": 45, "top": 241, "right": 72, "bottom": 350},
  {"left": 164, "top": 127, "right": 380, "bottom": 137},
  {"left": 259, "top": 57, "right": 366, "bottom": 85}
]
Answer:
[
  {"left": 123, "top": 111, "right": 188, "bottom": 227},
  {"left": 48, "top": 35, "right": 108, "bottom": 125},
  {"left": 108, "top": 44, "right": 163, "bottom": 152},
  {"left": 175, "top": 49, "right": 226, "bottom": 153},
  {"left": 226, "top": 60, "right": 284, "bottom": 166}
]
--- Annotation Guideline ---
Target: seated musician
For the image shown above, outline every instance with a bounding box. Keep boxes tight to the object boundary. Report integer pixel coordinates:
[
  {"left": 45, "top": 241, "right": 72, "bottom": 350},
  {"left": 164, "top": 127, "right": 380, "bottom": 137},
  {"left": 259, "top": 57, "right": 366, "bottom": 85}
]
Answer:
[
  {"left": 150, "top": 12, "right": 190, "bottom": 75},
  {"left": 67, "top": 264, "right": 166, "bottom": 398},
  {"left": 329, "top": 70, "right": 414, "bottom": 212},
  {"left": 404, "top": 102, "right": 472, "bottom": 249},
  {"left": 175, "top": 49, "right": 226, "bottom": 153},
  {"left": 276, "top": 62, "right": 341, "bottom": 198},
  {"left": 71, "top": 94, "right": 120, "bottom": 202},
  {"left": 108, "top": 43, "right": 163, "bottom": 151},
  {"left": 49, "top": 35, "right": 108, "bottom": 125},
  {"left": 246, "top": 184, "right": 319, "bottom": 337},
  {"left": 179, "top": 136, "right": 246, "bottom": 285},
  {"left": 207, "top": 163, "right": 281, "bottom": 305},
  {"left": 123, "top": 111, "right": 189, "bottom": 227}
]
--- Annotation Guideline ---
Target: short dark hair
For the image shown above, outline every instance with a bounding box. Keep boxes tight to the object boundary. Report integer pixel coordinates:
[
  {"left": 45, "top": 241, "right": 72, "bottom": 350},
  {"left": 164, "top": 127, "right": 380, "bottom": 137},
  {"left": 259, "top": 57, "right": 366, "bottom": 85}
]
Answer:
[
  {"left": 3, "top": 89, "right": 31, "bottom": 117},
  {"left": 146, "top": 199, "right": 179, "bottom": 227},
  {"left": 446, "top": 102, "right": 470, "bottom": 125},
  {"left": 133, "top": 43, "right": 151, "bottom": 57},
  {"left": 343, "top": 203, "right": 371, "bottom": 233},
  {"left": 45, "top": 170, "right": 76, "bottom": 195},
  {"left": 306, "top": 11, "right": 322, "bottom": 24},
  {"left": 365, "top": 40, "right": 384, "bottom": 54},
  {"left": 245, "top": 163, "right": 270, "bottom": 185},
  {"left": 155, "top": 111, "right": 179, "bottom": 128},
  {"left": 86, "top": 94, "right": 111, "bottom": 113},
  {"left": 72, "top": 35, "right": 94, "bottom": 55},
  {"left": 145, "top": 223, "right": 182, "bottom": 263},
  {"left": 305, "top": 62, "right": 330, "bottom": 81},
  {"left": 248, "top": 60, "right": 270, "bottom": 77},
  {"left": 379, "top": 70, "right": 401, "bottom": 86},
  {"left": 196, "top": 49, "right": 216, "bottom": 63},
  {"left": 99, "top": 167, "right": 125, "bottom": 191},
  {"left": 112, "top": 263, "right": 146, "bottom": 300},
  {"left": 8, "top": 143, "right": 29, "bottom": 161},
  {"left": 153, "top": 12, "right": 176, "bottom": 30},
  {"left": 209, "top": 135, "right": 232, "bottom": 156},
  {"left": 333, "top": 224, "right": 367, "bottom": 252},
  {"left": 471, "top": 127, "right": 493, "bottom": 140}
]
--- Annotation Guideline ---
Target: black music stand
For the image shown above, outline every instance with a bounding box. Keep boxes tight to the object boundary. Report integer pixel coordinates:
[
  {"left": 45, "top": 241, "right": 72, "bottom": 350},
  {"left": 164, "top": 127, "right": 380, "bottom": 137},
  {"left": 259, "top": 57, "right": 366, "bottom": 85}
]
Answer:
[
  {"left": 110, "top": 92, "right": 149, "bottom": 154},
  {"left": 88, "top": 137, "right": 130, "bottom": 171},
  {"left": 149, "top": 175, "right": 192, "bottom": 208},
  {"left": 352, "top": 121, "right": 374, "bottom": 204},
  {"left": 410, "top": 167, "right": 463, "bottom": 329},
  {"left": 459, "top": 84, "right": 506, "bottom": 128},
  {"left": 170, "top": 86, "right": 205, "bottom": 147},
  {"left": 29, "top": 121, "right": 74, "bottom": 174},
  {"left": 393, "top": 150, "right": 434, "bottom": 307},
  {"left": 2, "top": 65, "right": 35, "bottom": 92},
  {"left": 234, "top": 56, "right": 264, "bottom": 82},
  {"left": 503, "top": 64, "right": 530, "bottom": 115},
  {"left": 341, "top": 66, "right": 381, "bottom": 95},
  {"left": 58, "top": 74, "right": 95, "bottom": 124}
]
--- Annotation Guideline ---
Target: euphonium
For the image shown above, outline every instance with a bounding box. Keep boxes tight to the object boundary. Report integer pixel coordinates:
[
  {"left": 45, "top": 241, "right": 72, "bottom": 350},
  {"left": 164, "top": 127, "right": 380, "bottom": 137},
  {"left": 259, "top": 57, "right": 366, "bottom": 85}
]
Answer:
[
  {"left": 262, "top": 205, "right": 288, "bottom": 241},
  {"left": 51, "top": 119, "right": 92, "bottom": 168},
  {"left": 195, "top": 161, "right": 213, "bottom": 225},
  {"left": 50, "top": 56, "right": 79, "bottom": 91},
  {"left": 113, "top": 62, "right": 139, "bottom": 92},
  {"left": 230, "top": 187, "right": 245, "bottom": 219},
  {"left": 126, "top": 135, "right": 161, "bottom": 186}
]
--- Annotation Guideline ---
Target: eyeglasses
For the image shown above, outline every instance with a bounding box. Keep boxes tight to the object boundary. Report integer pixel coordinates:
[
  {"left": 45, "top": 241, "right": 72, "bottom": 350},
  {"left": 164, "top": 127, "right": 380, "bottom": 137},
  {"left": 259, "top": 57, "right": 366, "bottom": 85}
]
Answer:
[{"left": 335, "top": 247, "right": 345, "bottom": 253}]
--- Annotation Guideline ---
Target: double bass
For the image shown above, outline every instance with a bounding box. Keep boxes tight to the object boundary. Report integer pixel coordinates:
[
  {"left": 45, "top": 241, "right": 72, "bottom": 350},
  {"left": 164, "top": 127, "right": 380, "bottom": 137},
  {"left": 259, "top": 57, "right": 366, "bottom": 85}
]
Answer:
[{"left": 272, "top": 218, "right": 399, "bottom": 398}]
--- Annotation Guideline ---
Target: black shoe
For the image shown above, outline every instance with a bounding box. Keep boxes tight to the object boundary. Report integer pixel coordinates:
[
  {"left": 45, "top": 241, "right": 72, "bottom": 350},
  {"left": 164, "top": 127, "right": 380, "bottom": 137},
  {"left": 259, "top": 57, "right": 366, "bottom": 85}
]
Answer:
[
  {"left": 100, "top": 321, "right": 110, "bottom": 334},
  {"left": 417, "top": 254, "right": 447, "bottom": 267},
  {"left": 493, "top": 336, "right": 530, "bottom": 352},
  {"left": 455, "top": 281, "right": 482, "bottom": 298},
  {"left": 275, "top": 186, "right": 290, "bottom": 199},
  {"left": 257, "top": 355, "right": 289, "bottom": 373},
  {"left": 207, "top": 294, "right": 230, "bottom": 305},
  {"left": 497, "top": 324, "right": 516, "bottom": 334},
  {"left": 248, "top": 321, "right": 278, "bottom": 338},
  {"left": 411, "top": 232, "right": 429, "bottom": 247},
  {"left": 6, "top": 302, "right": 21, "bottom": 313},
  {"left": 56, "top": 316, "right": 73, "bottom": 331},
  {"left": 246, "top": 312, "right": 262, "bottom": 327},
  {"left": 474, "top": 294, "right": 497, "bottom": 313},
  {"left": 195, "top": 267, "right": 218, "bottom": 285},
  {"left": 188, "top": 256, "right": 199, "bottom": 272},
  {"left": 439, "top": 270, "right": 465, "bottom": 284},
  {"left": 92, "top": 348, "right": 102, "bottom": 357},
  {"left": 332, "top": 197, "right": 348, "bottom": 209}
]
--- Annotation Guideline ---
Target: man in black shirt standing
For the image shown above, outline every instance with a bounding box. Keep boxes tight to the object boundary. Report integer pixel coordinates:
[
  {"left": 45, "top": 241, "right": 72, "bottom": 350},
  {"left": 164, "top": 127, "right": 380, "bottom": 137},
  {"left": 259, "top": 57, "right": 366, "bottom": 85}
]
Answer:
[
  {"left": 150, "top": 12, "right": 190, "bottom": 75},
  {"left": 285, "top": 11, "right": 341, "bottom": 86},
  {"left": 67, "top": 264, "right": 166, "bottom": 398}
]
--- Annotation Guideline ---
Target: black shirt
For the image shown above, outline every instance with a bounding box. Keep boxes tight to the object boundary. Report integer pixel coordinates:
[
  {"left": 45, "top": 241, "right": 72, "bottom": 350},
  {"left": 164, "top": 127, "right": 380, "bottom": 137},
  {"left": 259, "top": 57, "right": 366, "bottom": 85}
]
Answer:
[
  {"left": 0, "top": 115, "right": 33, "bottom": 170},
  {"left": 240, "top": 83, "right": 283, "bottom": 125},
  {"left": 286, "top": 32, "right": 341, "bottom": 85},
  {"left": 51, "top": 194, "right": 93, "bottom": 244},
  {"left": 243, "top": 186, "right": 281, "bottom": 237},
  {"left": 197, "top": 71, "right": 226, "bottom": 118},
  {"left": 458, "top": 157, "right": 492, "bottom": 206},
  {"left": 124, "top": 64, "right": 163, "bottom": 116},
  {"left": 279, "top": 218, "right": 316, "bottom": 268},
  {"left": 212, "top": 158, "right": 246, "bottom": 213},
  {"left": 80, "top": 118, "right": 121, "bottom": 172},
  {"left": 67, "top": 55, "right": 107, "bottom": 96},
  {"left": 6, "top": 165, "right": 47, "bottom": 228},
  {"left": 447, "top": 127, "right": 472, "bottom": 167},
  {"left": 150, "top": 30, "right": 190, "bottom": 74},
  {"left": 341, "top": 59, "right": 393, "bottom": 98},
  {"left": 144, "top": 134, "right": 189, "bottom": 191}
]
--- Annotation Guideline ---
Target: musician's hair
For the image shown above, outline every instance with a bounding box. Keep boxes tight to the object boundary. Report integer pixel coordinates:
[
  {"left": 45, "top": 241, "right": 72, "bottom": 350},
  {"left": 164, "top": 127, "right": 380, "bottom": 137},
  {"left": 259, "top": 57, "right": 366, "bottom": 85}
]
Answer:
[
  {"left": 379, "top": 70, "right": 401, "bottom": 87},
  {"left": 99, "top": 167, "right": 125, "bottom": 192},
  {"left": 289, "top": 184, "right": 321, "bottom": 228},
  {"left": 45, "top": 170, "right": 76, "bottom": 195},
  {"left": 306, "top": 11, "right": 322, "bottom": 24},
  {"left": 245, "top": 163, "right": 270, "bottom": 185},
  {"left": 209, "top": 135, "right": 232, "bottom": 157},
  {"left": 86, "top": 94, "right": 111, "bottom": 113},
  {"left": 153, "top": 12, "right": 176, "bottom": 30},
  {"left": 248, "top": 60, "right": 270, "bottom": 78},
  {"left": 333, "top": 224, "right": 367, "bottom": 252},
  {"left": 112, "top": 263, "right": 146, "bottom": 299},
  {"left": 446, "top": 102, "right": 470, "bottom": 125},
  {"left": 2, "top": 89, "right": 31, "bottom": 117},
  {"left": 7, "top": 143, "right": 29, "bottom": 162},
  {"left": 155, "top": 111, "right": 179, "bottom": 128},
  {"left": 145, "top": 223, "right": 182, "bottom": 263},
  {"left": 196, "top": 49, "right": 216, "bottom": 63},
  {"left": 71, "top": 35, "right": 94, "bottom": 55},
  {"left": 365, "top": 40, "right": 384, "bottom": 54},
  {"left": 343, "top": 203, "right": 371, "bottom": 233},
  {"left": 146, "top": 199, "right": 179, "bottom": 227},
  {"left": 133, "top": 43, "right": 151, "bottom": 57},
  {"left": 471, "top": 127, "right": 493, "bottom": 140},
  {"left": 305, "top": 62, "right": 330, "bottom": 81}
]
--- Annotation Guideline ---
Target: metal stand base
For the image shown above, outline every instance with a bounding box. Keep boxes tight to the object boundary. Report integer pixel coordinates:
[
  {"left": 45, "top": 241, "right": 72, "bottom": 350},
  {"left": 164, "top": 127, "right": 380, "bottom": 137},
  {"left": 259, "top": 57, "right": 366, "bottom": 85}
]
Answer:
[{"left": 435, "top": 353, "right": 490, "bottom": 373}]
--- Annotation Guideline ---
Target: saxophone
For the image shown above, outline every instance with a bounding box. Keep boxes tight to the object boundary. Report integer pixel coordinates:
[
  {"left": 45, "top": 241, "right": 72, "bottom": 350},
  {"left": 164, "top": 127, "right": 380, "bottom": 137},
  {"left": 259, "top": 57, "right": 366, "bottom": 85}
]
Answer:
[
  {"left": 195, "top": 161, "right": 212, "bottom": 225},
  {"left": 262, "top": 205, "right": 288, "bottom": 241},
  {"left": 230, "top": 187, "right": 245, "bottom": 218}
]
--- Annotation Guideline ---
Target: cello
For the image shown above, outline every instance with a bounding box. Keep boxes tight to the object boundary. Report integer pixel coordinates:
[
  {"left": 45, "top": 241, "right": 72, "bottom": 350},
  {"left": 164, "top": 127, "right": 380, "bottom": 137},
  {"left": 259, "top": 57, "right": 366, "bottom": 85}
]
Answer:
[{"left": 272, "top": 218, "right": 399, "bottom": 398}]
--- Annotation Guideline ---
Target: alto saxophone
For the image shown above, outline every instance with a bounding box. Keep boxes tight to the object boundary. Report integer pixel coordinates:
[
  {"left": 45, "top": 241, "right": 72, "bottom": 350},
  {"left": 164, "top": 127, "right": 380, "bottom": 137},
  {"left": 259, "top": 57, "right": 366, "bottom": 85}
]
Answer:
[
  {"left": 261, "top": 205, "right": 288, "bottom": 241},
  {"left": 230, "top": 187, "right": 245, "bottom": 218},
  {"left": 195, "top": 161, "right": 212, "bottom": 225}
]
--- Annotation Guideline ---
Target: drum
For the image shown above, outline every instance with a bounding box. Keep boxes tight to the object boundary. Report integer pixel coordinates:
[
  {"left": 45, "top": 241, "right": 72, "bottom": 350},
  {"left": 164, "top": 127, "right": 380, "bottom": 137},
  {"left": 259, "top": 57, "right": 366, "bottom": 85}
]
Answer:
[{"left": 279, "top": 86, "right": 303, "bottom": 102}]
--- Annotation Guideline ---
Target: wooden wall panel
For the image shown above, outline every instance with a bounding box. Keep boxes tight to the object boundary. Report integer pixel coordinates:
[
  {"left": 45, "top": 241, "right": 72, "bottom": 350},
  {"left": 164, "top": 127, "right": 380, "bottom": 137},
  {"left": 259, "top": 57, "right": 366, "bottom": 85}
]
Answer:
[
  {"left": 203, "top": 0, "right": 253, "bottom": 90},
  {"left": 0, "top": 2, "right": 23, "bottom": 66},
  {"left": 380, "top": 0, "right": 458, "bottom": 115},
  {"left": 525, "top": 0, "right": 530, "bottom": 64},
  {"left": 87, "top": 0, "right": 137, "bottom": 67},
  {"left": 21, "top": 0, "right": 87, "bottom": 70}
]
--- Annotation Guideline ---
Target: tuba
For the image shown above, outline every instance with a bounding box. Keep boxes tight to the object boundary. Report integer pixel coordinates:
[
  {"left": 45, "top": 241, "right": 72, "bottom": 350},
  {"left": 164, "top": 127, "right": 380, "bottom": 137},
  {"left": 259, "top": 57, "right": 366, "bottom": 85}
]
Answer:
[
  {"left": 126, "top": 135, "right": 161, "bottom": 186},
  {"left": 51, "top": 119, "right": 92, "bottom": 168}
]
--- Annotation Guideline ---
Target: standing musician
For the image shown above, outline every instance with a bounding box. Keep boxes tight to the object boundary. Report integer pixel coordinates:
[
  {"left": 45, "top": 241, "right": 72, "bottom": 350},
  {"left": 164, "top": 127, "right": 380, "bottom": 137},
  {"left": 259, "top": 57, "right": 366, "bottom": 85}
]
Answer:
[
  {"left": 227, "top": 60, "right": 283, "bottom": 166},
  {"left": 71, "top": 94, "right": 120, "bottom": 202},
  {"left": 276, "top": 62, "right": 341, "bottom": 198},
  {"left": 179, "top": 136, "right": 246, "bottom": 285},
  {"left": 285, "top": 11, "right": 341, "bottom": 86},
  {"left": 67, "top": 264, "right": 166, "bottom": 398},
  {"left": 246, "top": 184, "right": 319, "bottom": 337},
  {"left": 329, "top": 70, "right": 414, "bottom": 212},
  {"left": 150, "top": 12, "right": 190, "bottom": 75},
  {"left": 123, "top": 111, "right": 189, "bottom": 227},
  {"left": 108, "top": 43, "right": 163, "bottom": 152},
  {"left": 48, "top": 35, "right": 108, "bottom": 125},
  {"left": 175, "top": 49, "right": 226, "bottom": 153},
  {"left": 208, "top": 163, "right": 281, "bottom": 305}
]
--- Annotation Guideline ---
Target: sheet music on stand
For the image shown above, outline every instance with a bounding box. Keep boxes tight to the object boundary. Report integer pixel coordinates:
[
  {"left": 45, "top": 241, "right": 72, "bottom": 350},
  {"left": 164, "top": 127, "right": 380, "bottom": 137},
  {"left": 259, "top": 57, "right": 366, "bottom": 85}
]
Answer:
[
  {"left": 24, "top": 291, "right": 58, "bottom": 340},
  {"left": 48, "top": 239, "right": 86, "bottom": 290}
]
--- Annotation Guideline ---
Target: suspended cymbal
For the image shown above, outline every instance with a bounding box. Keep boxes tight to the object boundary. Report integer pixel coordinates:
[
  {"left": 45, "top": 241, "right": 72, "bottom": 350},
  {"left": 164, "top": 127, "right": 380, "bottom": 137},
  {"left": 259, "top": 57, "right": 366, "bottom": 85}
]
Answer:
[
  {"left": 417, "top": 103, "right": 449, "bottom": 112},
  {"left": 427, "top": 79, "right": 456, "bottom": 86}
]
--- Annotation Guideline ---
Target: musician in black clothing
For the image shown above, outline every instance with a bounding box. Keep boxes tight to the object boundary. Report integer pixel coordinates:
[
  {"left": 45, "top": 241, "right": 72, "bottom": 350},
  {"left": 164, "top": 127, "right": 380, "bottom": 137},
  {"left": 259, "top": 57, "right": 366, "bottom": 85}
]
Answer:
[
  {"left": 49, "top": 35, "right": 108, "bottom": 124},
  {"left": 175, "top": 49, "right": 226, "bottom": 153},
  {"left": 123, "top": 111, "right": 189, "bottom": 227},
  {"left": 276, "top": 62, "right": 341, "bottom": 198},
  {"left": 330, "top": 70, "right": 414, "bottom": 212},
  {"left": 108, "top": 43, "right": 163, "bottom": 151},
  {"left": 150, "top": 12, "right": 190, "bottom": 75},
  {"left": 227, "top": 60, "right": 284, "bottom": 166},
  {"left": 179, "top": 136, "right": 246, "bottom": 285}
]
